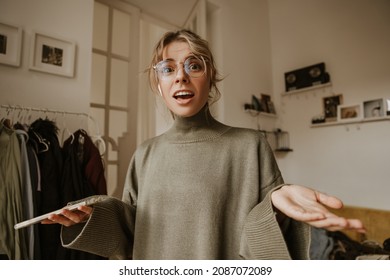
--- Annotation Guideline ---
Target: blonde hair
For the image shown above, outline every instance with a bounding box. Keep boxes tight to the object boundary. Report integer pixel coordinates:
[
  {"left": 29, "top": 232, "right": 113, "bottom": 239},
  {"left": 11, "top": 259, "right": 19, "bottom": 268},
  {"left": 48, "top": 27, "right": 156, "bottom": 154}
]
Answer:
[{"left": 148, "top": 29, "right": 222, "bottom": 105}]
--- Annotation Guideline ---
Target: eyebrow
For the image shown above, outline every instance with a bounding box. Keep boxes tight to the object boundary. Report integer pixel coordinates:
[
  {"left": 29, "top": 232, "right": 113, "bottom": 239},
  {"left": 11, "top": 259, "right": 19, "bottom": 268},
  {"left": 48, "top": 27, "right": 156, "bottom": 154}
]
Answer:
[{"left": 161, "top": 55, "right": 197, "bottom": 63}]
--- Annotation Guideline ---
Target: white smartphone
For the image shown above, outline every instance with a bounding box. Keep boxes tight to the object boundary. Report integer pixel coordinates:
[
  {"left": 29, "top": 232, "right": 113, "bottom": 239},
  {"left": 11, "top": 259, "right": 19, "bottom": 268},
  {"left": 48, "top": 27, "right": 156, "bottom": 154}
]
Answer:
[{"left": 14, "top": 195, "right": 108, "bottom": 230}]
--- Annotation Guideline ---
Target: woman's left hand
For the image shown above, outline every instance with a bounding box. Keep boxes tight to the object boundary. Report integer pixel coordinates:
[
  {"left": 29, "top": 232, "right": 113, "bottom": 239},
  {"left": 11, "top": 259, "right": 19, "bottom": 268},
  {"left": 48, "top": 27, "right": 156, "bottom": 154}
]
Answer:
[{"left": 271, "top": 184, "right": 366, "bottom": 232}]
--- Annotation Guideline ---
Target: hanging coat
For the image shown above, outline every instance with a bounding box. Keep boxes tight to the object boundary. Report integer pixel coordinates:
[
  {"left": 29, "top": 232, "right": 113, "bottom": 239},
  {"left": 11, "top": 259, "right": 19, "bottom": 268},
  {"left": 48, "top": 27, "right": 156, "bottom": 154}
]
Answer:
[
  {"left": 28, "top": 118, "right": 63, "bottom": 260},
  {"left": 59, "top": 129, "right": 107, "bottom": 260},
  {"left": 0, "top": 121, "right": 29, "bottom": 260}
]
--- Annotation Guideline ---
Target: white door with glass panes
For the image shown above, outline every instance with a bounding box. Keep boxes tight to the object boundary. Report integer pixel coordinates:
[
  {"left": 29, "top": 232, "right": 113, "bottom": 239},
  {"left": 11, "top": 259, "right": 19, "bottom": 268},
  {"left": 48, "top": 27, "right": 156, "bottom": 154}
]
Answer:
[{"left": 90, "top": 0, "right": 140, "bottom": 198}]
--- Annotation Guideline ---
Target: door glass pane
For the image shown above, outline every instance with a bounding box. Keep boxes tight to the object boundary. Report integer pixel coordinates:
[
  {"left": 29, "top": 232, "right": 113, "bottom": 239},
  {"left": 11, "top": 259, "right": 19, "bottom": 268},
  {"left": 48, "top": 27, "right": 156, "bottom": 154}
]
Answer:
[
  {"left": 107, "top": 164, "right": 118, "bottom": 196},
  {"left": 112, "top": 8, "right": 131, "bottom": 58},
  {"left": 108, "top": 110, "right": 127, "bottom": 160},
  {"left": 88, "top": 107, "right": 105, "bottom": 137},
  {"left": 91, "top": 53, "right": 107, "bottom": 104},
  {"left": 107, "top": 141, "right": 118, "bottom": 161},
  {"left": 93, "top": 2, "right": 109, "bottom": 51},
  {"left": 110, "top": 58, "right": 128, "bottom": 107}
]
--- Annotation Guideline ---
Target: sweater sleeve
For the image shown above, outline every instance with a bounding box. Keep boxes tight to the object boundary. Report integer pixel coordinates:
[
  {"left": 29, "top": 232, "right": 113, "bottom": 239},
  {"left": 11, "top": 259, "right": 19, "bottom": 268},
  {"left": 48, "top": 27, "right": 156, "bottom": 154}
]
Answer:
[
  {"left": 239, "top": 187, "right": 311, "bottom": 259},
  {"left": 61, "top": 154, "right": 139, "bottom": 259},
  {"left": 61, "top": 196, "right": 136, "bottom": 259},
  {"left": 239, "top": 133, "right": 311, "bottom": 260}
]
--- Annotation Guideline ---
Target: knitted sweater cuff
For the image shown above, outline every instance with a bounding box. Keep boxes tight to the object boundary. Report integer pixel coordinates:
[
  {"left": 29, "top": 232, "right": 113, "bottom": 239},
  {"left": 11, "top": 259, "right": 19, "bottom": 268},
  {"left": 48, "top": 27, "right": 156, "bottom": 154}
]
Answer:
[
  {"left": 61, "top": 197, "right": 135, "bottom": 259},
  {"left": 239, "top": 185, "right": 310, "bottom": 260}
]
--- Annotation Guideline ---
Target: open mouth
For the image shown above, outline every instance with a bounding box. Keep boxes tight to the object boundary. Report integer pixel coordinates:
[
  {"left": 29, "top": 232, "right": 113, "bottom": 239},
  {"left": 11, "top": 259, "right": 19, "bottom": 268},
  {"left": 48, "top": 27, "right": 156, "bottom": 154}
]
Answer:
[{"left": 173, "top": 91, "right": 195, "bottom": 100}]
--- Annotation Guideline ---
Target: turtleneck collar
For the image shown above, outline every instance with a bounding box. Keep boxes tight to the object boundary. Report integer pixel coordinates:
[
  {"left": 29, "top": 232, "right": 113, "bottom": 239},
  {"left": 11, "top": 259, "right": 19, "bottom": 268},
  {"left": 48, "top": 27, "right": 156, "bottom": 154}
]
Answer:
[{"left": 164, "top": 104, "right": 231, "bottom": 143}]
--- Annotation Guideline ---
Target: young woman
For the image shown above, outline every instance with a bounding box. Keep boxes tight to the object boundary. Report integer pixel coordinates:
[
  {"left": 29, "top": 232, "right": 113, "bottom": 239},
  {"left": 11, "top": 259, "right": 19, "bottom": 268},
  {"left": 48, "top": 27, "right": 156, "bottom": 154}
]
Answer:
[{"left": 45, "top": 30, "right": 365, "bottom": 260}]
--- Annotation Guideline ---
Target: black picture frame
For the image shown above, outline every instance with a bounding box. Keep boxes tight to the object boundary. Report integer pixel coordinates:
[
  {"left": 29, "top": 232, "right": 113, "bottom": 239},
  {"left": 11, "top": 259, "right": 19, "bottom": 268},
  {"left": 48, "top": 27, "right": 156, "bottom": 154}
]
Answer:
[{"left": 323, "top": 94, "right": 343, "bottom": 121}]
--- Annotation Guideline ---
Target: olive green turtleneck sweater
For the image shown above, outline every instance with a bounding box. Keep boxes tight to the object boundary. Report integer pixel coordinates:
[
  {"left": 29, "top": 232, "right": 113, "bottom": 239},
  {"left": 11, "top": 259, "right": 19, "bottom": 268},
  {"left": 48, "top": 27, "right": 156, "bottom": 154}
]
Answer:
[{"left": 61, "top": 106, "right": 310, "bottom": 259}]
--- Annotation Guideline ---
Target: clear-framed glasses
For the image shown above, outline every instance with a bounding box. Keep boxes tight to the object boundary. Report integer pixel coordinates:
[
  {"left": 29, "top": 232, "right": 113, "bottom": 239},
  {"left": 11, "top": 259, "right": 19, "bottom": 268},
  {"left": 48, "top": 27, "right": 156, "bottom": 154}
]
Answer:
[{"left": 153, "top": 56, "right": 207, "bottom": 80}]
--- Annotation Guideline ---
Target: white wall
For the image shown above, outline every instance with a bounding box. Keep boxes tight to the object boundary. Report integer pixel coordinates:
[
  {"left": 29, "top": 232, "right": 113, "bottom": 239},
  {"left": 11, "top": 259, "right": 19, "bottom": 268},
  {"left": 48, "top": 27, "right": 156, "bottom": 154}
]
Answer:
[
  {"left": 0, "top": 0, "right": 93, "bottom": 133},
  {"left": 268, "top": 0, "right": 390, "bottom": 210},
  {"left": 208, "top": 0, "right": 276, "bottom": 132}
]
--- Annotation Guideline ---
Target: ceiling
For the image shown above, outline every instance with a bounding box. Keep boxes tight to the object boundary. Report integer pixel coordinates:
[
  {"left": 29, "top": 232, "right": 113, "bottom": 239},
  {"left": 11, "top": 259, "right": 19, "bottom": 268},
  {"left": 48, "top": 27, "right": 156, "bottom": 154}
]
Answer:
[{"left": 122, "top": 0, "right": 198, "bottom": 28}]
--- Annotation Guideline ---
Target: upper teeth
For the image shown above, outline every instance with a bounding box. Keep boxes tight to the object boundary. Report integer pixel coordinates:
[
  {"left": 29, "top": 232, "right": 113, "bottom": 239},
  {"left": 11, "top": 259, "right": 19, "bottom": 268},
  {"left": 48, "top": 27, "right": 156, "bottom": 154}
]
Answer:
[{"left": 175, "top": 91, "right": 192, "bottom": 96}]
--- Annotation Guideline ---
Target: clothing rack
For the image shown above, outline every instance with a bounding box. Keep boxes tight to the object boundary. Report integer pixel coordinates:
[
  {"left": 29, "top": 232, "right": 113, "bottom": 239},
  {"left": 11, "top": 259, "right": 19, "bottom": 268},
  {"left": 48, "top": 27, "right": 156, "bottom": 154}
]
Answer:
[
  {"left": 0, "top": 106, "right": 108, "bottom": 260},
  {"left": 1, "top": 104, "right": 105, "bottom": 154},
  {"left": 0, "top": 104, "right": 100, "bottom": 135}
]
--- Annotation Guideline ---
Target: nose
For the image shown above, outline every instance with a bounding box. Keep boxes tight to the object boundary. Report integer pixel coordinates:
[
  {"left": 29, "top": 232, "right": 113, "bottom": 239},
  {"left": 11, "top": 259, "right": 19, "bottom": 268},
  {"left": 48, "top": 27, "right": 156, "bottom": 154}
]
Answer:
[{"left": 174, "top": 64, "right": 189, "bottom": 84}]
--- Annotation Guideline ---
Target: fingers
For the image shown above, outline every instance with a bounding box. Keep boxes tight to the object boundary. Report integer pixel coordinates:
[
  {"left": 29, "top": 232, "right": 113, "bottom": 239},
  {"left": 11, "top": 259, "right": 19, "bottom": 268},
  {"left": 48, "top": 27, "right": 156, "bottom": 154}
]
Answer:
[
  {"left": 284, "top": 206, "right": 326, "bottom": 222},
  {"left": 308, "top": 216, "right": 348, "bottom": 229},
  {"left": 285, "top": 201, "right": 367, "bottom": 233},
  {"left": 342, "top": 218, "right": 366, "bottom": 233},
  {"left": 46, "top": 212, "right": 76, "bottom": 227},
  {"left": 78, "top": 205, "right": 93, "bottom": 215},
  {"left": 42, "top": 206, "right": 92, "bottom": 227},
  {"left": 41, "top": 218, "right": 56, "bottom": 225},
  {"left": 308, "top": 217, "right": 366, "bottom": 233},
  {"left": 315, "top": 191, "right": 343, "bottom": 210}
]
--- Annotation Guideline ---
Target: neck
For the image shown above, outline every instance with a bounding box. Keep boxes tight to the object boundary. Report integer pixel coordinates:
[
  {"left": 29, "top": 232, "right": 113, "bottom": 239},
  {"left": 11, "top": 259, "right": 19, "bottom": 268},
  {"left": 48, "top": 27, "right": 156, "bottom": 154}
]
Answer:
[
  {"left": 173, "top": 104, "right": 213, "bottom": 129},
  {"left": 165, "top": 104, "right": 230, "bottom": 143}
]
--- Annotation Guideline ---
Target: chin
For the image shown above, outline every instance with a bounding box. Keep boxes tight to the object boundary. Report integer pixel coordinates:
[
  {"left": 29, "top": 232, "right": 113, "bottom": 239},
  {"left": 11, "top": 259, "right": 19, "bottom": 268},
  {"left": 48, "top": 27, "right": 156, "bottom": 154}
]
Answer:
[
  {"left": 175, "top": 111, "right": 195, "bottom": 118},
  {"left": 172, "top": 108, "right": 199, "bottom": 118}
]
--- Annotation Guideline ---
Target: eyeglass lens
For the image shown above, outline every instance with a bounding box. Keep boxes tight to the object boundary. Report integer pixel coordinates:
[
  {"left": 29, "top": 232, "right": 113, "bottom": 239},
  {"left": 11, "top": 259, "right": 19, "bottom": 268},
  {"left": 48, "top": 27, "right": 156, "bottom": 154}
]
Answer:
[{"left": 155, "top": 56, "right": 206, "bottom": 79}]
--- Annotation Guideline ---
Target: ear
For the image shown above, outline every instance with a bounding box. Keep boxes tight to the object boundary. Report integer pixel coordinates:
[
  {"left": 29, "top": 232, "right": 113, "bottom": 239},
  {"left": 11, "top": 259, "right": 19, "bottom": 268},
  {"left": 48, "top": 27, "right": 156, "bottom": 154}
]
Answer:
[{"left": 158, "top": 84, "right": 163, "bottom": 97}]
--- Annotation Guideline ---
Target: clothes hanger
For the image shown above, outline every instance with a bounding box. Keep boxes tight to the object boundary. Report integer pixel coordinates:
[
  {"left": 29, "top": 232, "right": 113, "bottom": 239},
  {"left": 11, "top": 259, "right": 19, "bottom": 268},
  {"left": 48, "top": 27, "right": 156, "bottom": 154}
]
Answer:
[
  {"left": 60, "top": 112, "right": 74, "bottom": 145},
  {"left": 32, "top": 131, "right": 49, "bottom": 153},
  {"left": 0, "top": 107, "right": 10, "bottom": 126},
  {"left": 24, "top": 107, "right": 33, "bottom": 126},
  {"left": 88, "top": 115, "right": 106, "bottom": 156},
  {"left": 1, "top": 106, "right": 14, "bottom": 128}
]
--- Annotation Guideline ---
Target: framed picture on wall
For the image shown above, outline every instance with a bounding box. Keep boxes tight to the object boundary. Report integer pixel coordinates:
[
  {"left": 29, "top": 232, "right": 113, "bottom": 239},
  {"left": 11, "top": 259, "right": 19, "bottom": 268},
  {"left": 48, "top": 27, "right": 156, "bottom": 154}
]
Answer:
[
  {"left": 363, "top": 98, "right": 385, "bottom": 118},
  {"left": 337, "top": 104, "right": 363, "bottom": 122},
  {"left": 29, "top": 31, "right": 76, "bottom": 77},
  {"left": 260, "top": 94, "right": 271, "bottom": 113},
  {"left": 323, "top": 94, "right": 343, "bottom": 122},
  {"left": 0, "top": 21, "right": 22, "bottom": 67}
]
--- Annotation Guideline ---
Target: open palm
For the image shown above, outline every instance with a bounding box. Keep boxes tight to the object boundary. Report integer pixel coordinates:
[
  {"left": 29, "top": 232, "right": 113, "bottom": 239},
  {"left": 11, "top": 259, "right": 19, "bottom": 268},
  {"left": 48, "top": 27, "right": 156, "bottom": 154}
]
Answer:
[{"left": 271, "top": 184, "right": 365, "bottom": 232}]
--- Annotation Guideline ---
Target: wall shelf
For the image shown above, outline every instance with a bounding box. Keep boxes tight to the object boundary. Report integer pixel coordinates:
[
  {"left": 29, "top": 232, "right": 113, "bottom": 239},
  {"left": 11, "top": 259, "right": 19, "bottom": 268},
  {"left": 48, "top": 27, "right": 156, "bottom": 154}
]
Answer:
[
  {"left": 245, "top": 109, "right": 292, "bottom": 152},
  {"left": 244, "top": 109, "right": 277, "bottom": 118},
  {"left": 282, "top": 82, "right": 332, "bottom": 96},
  {"left": 311, "top": 116, "right": 390, "bottom": 128}
]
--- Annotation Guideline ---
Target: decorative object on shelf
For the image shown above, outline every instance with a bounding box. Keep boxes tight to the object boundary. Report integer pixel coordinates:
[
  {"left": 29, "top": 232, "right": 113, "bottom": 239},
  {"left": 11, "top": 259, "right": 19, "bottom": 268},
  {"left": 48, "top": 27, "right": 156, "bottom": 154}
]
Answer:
[
  {"left": 267, "top": 101, "right": 276, "bottom": 114},
  {"left": 0, "top": 21, "right": 23, "bottom": 67},
  {"left": 252, "top": 95, "right": 262, "bottom": 111},
  {"left": 337, "top": 103, "right": 363, "bottom": 122},
  {"left": 284, "top": 62, "right": 330, "bottom": 92},
  {"left": 274, "top": 129, "right": 293, "bottom": 152},
  {"left": 311, "top": 114, "right": 325, "bottom": 124},
  {"left": 323, "top": 94, "right": 343, "bottom": 122},
  {"left": 244, "top": 95, "right": 261, "bottom": 111},
  {"left": 244, "top": 94, "right": 276, "bottom": 115},
  {"left": 363, "top": 98, "right": 388, "bottom": 119},
  {"left": 29, "top": 31, "right": 76, "bottom": 77},
  {"left": 260, "top": 94, "right": 276, "bottom": 114}
]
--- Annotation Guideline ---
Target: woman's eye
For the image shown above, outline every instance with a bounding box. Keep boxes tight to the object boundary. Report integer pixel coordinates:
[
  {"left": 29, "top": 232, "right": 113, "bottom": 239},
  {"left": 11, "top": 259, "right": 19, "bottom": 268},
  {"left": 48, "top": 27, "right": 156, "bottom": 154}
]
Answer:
[
  {"left": 161, "top": 66, "right": 174, "bottom": 74},
  {"left": 188, "top": 62, "right": 202, "bottom": 72}
]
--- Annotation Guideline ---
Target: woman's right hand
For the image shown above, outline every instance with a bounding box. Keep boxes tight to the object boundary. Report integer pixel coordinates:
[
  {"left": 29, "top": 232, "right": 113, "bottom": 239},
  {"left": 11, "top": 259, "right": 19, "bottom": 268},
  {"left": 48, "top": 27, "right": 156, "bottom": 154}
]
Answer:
[{"left": 41, "top": 205, "right": 93, "bottom": 227}]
